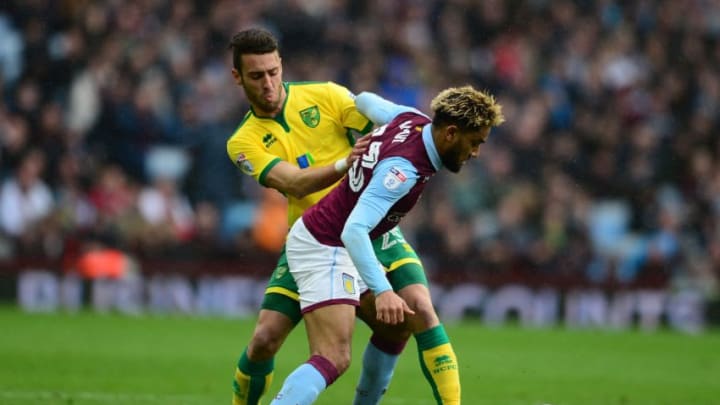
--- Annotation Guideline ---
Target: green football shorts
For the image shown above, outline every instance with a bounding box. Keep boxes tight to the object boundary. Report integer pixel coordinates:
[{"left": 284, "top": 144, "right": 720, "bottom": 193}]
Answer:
[{"left": 261, "top": 227, "right": 427, "bottom": 324}]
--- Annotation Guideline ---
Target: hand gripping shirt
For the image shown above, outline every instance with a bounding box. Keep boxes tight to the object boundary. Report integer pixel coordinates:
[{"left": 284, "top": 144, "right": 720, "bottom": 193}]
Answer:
[{"left": 226, "top": 82, "right": 373, "bottom": 227}]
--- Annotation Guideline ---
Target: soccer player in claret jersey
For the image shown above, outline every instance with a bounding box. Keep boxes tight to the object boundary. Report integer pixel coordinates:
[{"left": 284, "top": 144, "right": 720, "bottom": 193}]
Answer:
[
  {"left": 226, "top": 28, "right": 441, "bottom": 405},
  {"left": 272, "top": 86, "right": 504, "bottom": 405}
]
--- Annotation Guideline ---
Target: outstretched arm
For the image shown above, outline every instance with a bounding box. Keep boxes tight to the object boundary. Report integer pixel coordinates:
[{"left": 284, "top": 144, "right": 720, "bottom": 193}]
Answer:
[
  {"left": 263, "top": 135, "right": 371, "bottom": 199},
  {"left": 355, "top": 92, "right": 422, "bottom": 125}
]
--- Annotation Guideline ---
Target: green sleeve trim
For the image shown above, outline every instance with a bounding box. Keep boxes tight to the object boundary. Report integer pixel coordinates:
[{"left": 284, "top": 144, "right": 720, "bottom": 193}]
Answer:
[
  {"left": 359, "top": 119, "right": 374, "bottom": 135},
  {"left": 258, "top": 157, "right": 282, "bottom": 187},
  {"left": 345, "top": 129, "right": 356, "bottom": 146},
  {"left": 345, "top": 120, "right": 374, "bottom": 146}
]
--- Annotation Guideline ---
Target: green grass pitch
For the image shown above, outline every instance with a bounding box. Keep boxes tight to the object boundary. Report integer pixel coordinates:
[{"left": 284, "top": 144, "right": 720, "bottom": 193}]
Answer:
[{"left": 0, "top": 306, "right": 718, "bottom": 405}]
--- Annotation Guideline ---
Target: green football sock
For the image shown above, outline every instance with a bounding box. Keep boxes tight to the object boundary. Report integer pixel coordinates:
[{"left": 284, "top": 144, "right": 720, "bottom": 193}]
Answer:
[
  {"left": 233, "top": 348, "right": 274, "bottom": 405},
  {"left": 416, "top": 325, "right": 461, "bottom": 404}
]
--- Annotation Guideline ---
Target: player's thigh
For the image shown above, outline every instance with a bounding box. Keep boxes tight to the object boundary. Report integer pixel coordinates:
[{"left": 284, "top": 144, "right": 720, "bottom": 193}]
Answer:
[
  {"left": 357, "top": 282, "right": 439, "bottom": 338},
  {"left": 303, "top": 304, "right": 356, "bottom": 368},
  {"left": 252, "top": 308, "right": 297, "bottom": 343},
  {"left": 260, "top": 248, "right": 302, "bottom": 324},
  {"left": 371, "top": 227, "right": 428, "bottom": 290},
  {"left": 247, "top": 307, "right": 297, "bottom": 361},
  {"left": 357, "top": 292, "right": 411, "bottom": 343},
  {"left": 247, "top": 249, "right": 301, "bottom": 359}
]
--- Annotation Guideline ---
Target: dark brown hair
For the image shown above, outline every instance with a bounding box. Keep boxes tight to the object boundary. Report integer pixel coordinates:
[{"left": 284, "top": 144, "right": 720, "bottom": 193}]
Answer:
[{"left": 228, "top": 28, "right": 279, "bottom": 70}]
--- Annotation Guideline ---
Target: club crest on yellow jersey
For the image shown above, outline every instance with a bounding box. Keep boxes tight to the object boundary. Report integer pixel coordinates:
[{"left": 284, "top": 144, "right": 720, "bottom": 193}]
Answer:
[{"left": 300, "top": 106, "right": 320, "bottom": 128}]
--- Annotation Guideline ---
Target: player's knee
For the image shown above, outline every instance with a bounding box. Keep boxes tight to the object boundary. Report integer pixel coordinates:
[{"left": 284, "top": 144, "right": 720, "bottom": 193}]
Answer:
[
  {"left": 399, "top": 285, "right": 437, "bottom": 320},
  {"left": 317, "top": 345, "right": 352, "bottom": 375},
  {"left": 336, "top": 353, "right": 352, "bottom": 375},
  {"left": 248, "top": 327, "right": 284, "bottom": 360},
  {"left": 333, "top": 345, "right": 353, "bottom": 374},
  {"left": 407, "top": 296, "right": 439, "bottom": 329}
]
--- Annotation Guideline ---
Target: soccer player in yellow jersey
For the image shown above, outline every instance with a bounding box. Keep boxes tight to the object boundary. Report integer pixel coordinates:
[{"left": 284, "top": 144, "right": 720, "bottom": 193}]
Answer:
[
  {"left": 227, "top": 72, "right": 372, "bottom": 229},
  {"left": 226, "top": 28, "right": 461, "bottom": 405}
]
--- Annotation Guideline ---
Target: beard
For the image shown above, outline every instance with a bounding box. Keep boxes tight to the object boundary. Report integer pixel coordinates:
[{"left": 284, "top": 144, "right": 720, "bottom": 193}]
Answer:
[
  {"left": 441, "top": 145, "right": 464, "bottom": 173},
  {"left": 244, "top": 85, "right": 281, "bottom": 115}
]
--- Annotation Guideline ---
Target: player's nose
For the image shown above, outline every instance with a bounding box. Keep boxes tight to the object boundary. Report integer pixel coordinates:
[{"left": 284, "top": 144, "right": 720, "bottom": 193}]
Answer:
[{"left": 261, "top": 73, "right": 273, "bottom": 89}]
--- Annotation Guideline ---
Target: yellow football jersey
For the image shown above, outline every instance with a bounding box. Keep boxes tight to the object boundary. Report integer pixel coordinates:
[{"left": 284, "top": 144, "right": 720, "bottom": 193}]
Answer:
[{"left": 227, "top": 81, "right": 373, "bottom": 227}]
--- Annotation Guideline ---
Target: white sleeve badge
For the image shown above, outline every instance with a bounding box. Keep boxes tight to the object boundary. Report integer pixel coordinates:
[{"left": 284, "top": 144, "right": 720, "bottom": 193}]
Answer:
[
  {"left": 383, "top": 166, "right": 408, "bottom": 190},
  {"left": 236, "top": 153, "right": 254, "bottom": 174}
]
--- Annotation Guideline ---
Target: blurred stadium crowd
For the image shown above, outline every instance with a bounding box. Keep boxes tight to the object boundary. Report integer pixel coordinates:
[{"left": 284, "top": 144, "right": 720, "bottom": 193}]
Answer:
[{"left": 0, "top": 0, "right": 719, "bottom": 297}]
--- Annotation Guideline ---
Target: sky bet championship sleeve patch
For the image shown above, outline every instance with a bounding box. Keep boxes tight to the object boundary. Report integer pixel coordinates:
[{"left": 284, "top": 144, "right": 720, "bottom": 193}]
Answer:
[
  {"left": 383, "top": 166, "right": 408, "bottom": 190},
  {"left": 235, "top": 153, "right": 254, "bottom": 174},
  {"left": 296, "top": 152, "right": 315, "bottom": 169}
]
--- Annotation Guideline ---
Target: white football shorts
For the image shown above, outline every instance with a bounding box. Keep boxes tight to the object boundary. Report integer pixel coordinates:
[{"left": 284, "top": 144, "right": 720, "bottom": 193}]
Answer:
[{"left": 286, "top": 218, "right": 366, "bottom": 313}]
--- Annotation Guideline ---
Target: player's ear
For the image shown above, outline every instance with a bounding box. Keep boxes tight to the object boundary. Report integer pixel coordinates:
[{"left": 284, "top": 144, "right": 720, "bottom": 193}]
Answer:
[
  {"left": 231, "top": 68, "right": 242, "bottom": 84},
  {"left": 445, "top": 125, "right": 458, "bottom": 142}
]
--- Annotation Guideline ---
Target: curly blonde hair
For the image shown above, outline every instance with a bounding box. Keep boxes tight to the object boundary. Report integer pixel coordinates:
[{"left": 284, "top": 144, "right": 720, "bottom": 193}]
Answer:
[{"left": 430, "top": 86, "right": 505, "bottom": 130}]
